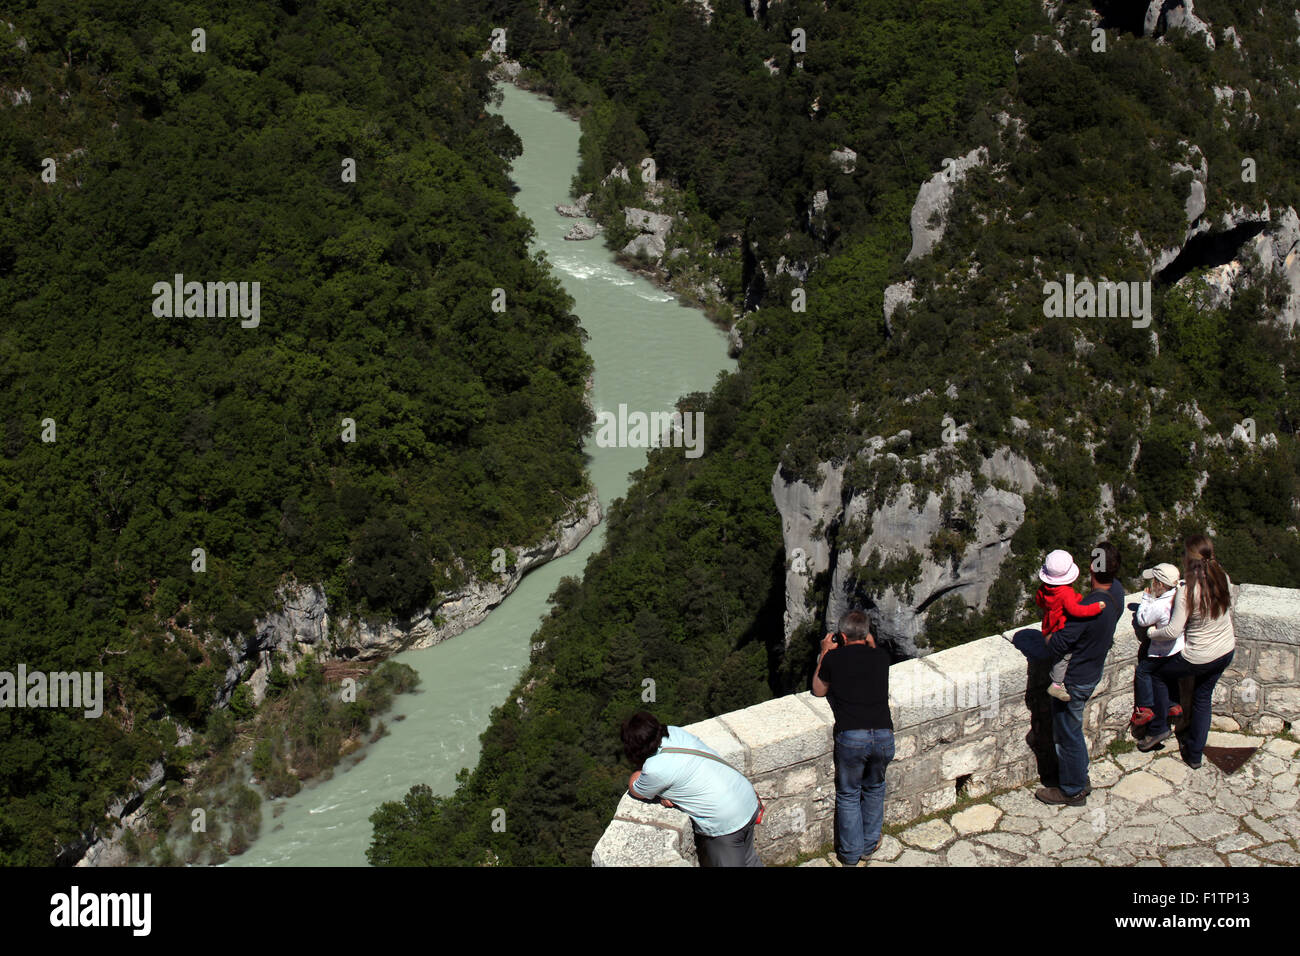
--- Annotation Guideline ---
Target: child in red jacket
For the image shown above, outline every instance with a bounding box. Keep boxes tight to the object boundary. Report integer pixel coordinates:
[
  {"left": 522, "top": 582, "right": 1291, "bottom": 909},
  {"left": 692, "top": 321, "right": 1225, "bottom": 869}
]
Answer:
[{"left": 1036, "top": 549, "right": 1107, "bottom": 701}]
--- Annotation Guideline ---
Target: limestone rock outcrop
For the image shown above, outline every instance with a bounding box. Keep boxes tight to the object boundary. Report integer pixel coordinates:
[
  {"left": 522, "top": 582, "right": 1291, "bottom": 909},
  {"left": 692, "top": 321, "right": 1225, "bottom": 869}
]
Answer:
[
  {"left": 621, "top": 207, "right": 674, "bottom": 260},
  {"left": 905, "top": 147, "right": 988, "bottom": 262},
  {"left": 774, "top": 444, "right": 1039, "bottom": 657},
  {"left": 215, "top": 490, "right": 602, "bottom": 709}
]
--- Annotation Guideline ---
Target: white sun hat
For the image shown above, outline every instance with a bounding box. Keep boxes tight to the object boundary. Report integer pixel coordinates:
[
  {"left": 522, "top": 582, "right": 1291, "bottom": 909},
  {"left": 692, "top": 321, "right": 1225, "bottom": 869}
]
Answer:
[{"left": 1039, "top": 549, "right": 1080, "bottom": 586}]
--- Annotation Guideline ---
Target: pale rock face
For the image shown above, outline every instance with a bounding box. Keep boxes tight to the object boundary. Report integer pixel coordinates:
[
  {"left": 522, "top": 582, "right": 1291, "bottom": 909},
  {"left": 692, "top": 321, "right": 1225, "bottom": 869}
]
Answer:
[
  {"left": 1252, "top": 206, "right": 1300, "bottom": 329},
  {"left": 602, "top": 163, "right": 631, "bottom": 186},
  {"left": 882, "top": 280, "right": 915, "bottom": 333},
  {"left": 564, "top": 222, "right": 598, "bottom": 241},
  {"left": 214, "top": 491, "right": 602, "bottom": 710},
  {"left": 773, "top": 446, "right": 1039, "bottom": 657},
  {"left": 621, "top": 207, "right": 674, "bottom": 260},
  {"left": 1146, "top": 0, "right": 1215, "bottom": 48},
  {"left": 829, "top": 147, "right": 857, "bottom": 174},
  {"left": 906, "top": 147, "right": 988, "bottom": 262},
  {"left": 1179, "top": 206, "right": 1300, "bottom": 329},
  {"left": 773, "top": 462, "right": 846, "bottom": 641}
]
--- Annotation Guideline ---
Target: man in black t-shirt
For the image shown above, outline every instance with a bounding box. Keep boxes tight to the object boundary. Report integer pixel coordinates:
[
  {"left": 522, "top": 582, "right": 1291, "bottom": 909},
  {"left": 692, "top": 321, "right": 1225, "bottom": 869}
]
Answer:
[{"left": 812, "top": 610, "right": 894, "bottom": 867}]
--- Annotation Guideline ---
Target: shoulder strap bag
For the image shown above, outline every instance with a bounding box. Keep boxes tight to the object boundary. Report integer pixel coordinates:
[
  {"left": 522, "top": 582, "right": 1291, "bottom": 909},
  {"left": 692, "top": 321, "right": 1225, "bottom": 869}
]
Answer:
[{"left": 658, "top": 746, "right": 764, "bottom": 824}]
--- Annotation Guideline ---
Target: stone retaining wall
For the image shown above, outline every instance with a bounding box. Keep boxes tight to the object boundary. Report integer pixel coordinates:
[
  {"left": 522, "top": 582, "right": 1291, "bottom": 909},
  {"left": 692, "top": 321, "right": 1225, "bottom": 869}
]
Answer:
[{"left": 591, "top": 583, "right": 1300, "bottom": 866}]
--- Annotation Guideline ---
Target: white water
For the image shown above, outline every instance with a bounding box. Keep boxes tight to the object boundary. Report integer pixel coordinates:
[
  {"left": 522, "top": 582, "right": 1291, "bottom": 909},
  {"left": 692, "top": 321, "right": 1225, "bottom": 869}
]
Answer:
[{"left": 226, "top": 84, "right": 733, "bottom": 866}]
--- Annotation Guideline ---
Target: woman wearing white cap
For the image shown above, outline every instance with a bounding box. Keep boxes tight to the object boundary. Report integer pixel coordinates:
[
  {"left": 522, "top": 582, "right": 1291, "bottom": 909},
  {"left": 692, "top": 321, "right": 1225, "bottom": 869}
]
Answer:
[
  {"left": 1131, "top": 562, "right": 1185, "bottom": 752},
  {"left": 1147, "top": 535, "right": 1234, "bottom": 769}
]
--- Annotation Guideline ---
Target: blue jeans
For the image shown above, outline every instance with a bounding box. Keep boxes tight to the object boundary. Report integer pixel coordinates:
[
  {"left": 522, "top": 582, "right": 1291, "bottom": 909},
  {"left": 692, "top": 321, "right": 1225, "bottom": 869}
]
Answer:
[
  {"left": 1050, "top": 682, "right": 1097, "bottom": 797},
  {"left": 1141, "top": 652, "right": 1188, "bottom": 736},
  {"left": 833, "top": 728, "right": 894, "bottom": 864},
  {"left": 1184, "top": 650, "right": 1234, "bottom": 764}
]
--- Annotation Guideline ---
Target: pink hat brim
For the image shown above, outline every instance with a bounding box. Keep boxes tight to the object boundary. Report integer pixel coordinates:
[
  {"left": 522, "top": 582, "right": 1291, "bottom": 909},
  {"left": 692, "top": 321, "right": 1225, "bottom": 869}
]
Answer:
[{"left": 1039, "top": 563, "right": 1079, "bottom": 586}]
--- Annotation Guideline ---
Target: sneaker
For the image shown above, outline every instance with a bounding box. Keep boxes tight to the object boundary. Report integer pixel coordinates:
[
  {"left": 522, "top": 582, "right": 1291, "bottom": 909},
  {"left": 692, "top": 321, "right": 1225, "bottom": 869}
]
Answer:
[
  {"left": 1131, "top": 707, "right": 1155, "bottom": 726},
  {"left": 1035, "top": 786, "right": 1086, "bottom": 807},
  {"left": 1136, "top": 728, "right": 1172, "bottom": 752},
  {"left": 1048, "top": 682, "right": 1071, "bottom": 702}
]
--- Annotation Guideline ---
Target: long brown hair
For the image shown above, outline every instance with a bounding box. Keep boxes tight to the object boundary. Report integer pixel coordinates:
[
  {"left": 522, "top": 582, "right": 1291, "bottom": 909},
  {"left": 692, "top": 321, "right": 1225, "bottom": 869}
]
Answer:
[{"left": 1183, "top": 534, "right": 1230, "bottom": 620}]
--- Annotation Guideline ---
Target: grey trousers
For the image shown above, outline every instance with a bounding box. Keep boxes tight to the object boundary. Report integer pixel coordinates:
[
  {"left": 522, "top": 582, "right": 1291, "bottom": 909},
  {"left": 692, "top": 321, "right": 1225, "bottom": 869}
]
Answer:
[
  {"left": 1050, "top": 653, "right": 1071, "bottom": 684},
  {"left": 693, "top": 811, "right": 763, "bottom": 867}
]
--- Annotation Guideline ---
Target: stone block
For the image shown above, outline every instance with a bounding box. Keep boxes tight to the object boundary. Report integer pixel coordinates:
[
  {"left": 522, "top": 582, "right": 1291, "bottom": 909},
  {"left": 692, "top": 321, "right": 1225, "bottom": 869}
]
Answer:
[
  {"left": 951, "top": 804, "right": 1002, "bottom": 835},
  {"left": 886, "top": 796, "right": 918, "bottom": 826},
  {"left": 940, "top": 734, "right": 999, "bottom": 779},
  {"left": 796, "top": 690, "right": 835, "bottom": 726},
  {"left": 781, "top": 764, "right": 818, "bottom": 796},
  {"left": 678, "top": 716, "right": 748, "bottom": 771},
  {"left": 889, "top": 661, "right": 963, "bottom": 727},
  {"left": 1235, "top": 584, "right": 1300, "bottom": 646},
  {"left": 922, "top": 632, "right": 1029, "bottom": 711},
  {"left": 610, "top": 792, "right": 687, "bottom": 829},
  {"left": 1253, "top": 647, "right": 1294, "bottom": 686},
  {"left": 894, "top": 734, "right": 917, "bottom": 760},
  {"left": 1263, "top": 686, "right": 1300, "bottom": 720},
  {"left": 1001, "top": 729, "right": 1034, "bottom": 763},
  {"left": 719, "top": 694, "right": 831, "bottom": 774},
  {"left": 997, "top": 699, "right": 1032, "bottom": 729},
  {"left": 920, "top": 717, "right": 962, "bottom": 750},
  {"left": 592, "top": 820, "right": 687, "bottom": 867},
  {"left": 920, "top": 785, "right": 957, "bottom": 815}
]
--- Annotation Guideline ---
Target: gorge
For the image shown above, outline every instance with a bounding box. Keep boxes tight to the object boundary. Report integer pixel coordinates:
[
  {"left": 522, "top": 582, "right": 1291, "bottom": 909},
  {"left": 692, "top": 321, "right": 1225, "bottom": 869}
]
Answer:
[{"left": 221, "top": 83, "right": 734, "bottom": 866}]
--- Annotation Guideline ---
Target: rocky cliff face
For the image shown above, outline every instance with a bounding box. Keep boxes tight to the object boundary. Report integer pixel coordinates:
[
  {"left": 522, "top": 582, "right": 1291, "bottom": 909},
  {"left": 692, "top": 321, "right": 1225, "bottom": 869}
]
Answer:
[
  {"left": 774, "top": 444, "right": 1040, "bottom": 658},
  {"left": 220, "top": 490, "right": 603, "bottom": 707}
]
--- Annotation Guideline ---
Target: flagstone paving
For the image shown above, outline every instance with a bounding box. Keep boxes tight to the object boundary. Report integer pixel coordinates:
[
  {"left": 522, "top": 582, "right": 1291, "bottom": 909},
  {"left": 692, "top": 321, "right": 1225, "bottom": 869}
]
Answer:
[{"left": 800, "top": 730, "right": 1299, "bottom": 867}]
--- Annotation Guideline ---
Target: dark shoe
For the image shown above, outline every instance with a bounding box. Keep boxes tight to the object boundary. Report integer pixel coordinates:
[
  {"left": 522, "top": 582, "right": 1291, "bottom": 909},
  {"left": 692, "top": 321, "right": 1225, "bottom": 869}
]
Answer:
[
  {"left": 1137, "top": 728, "right": 1172, "bottom": 752},
  {"left": 1035, "top": 786, "right": 1085, "bottom": 807}
]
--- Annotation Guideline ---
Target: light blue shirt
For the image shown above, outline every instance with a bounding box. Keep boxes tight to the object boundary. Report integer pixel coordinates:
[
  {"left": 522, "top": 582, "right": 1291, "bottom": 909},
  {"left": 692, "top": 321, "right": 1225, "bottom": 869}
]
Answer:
[{"left": 631, "top": 727, "right": 759, "bottom": 837}]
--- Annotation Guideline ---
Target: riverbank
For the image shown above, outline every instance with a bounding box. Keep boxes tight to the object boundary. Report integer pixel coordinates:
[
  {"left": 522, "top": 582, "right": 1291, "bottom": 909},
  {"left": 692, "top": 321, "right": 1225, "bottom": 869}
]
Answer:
[{"left": 220, "top": 81, "right": 733, "bottom": 866}]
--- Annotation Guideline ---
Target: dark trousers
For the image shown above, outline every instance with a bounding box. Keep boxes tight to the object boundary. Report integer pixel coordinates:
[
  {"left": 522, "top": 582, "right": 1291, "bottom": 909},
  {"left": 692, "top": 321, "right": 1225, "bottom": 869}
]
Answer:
[
  {"left": 693, "top": 810, "right": 762, "bottom": 867},
  {"left": 1139, "top": 651, "right": 1188, "bottom": 736},
  {"left": 1184, "top": 650, "right": 1234, "bottom": 764}
]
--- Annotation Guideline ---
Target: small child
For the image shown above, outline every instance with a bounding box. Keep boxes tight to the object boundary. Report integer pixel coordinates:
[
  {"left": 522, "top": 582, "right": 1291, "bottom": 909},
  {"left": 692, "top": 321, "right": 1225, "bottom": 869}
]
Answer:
[
  {"left": 1035, "top": 549, "right": 1107, "bottom": 701},
  {"left": 1131, "top": 563, "right": 1185, "bottom": 727}
]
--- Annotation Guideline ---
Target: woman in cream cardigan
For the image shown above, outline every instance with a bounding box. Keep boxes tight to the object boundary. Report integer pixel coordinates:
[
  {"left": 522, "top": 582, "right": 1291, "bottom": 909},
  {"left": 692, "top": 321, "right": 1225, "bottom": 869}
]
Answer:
[{"left": 1148, "top": 534, "right": 1235, "bottom": 769}]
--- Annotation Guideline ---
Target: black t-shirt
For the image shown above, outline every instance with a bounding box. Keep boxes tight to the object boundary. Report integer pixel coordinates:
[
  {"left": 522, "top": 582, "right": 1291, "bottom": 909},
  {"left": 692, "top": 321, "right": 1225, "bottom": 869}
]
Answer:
[{"left": 817, "top": 642, "right": 893, "bottom": 732}]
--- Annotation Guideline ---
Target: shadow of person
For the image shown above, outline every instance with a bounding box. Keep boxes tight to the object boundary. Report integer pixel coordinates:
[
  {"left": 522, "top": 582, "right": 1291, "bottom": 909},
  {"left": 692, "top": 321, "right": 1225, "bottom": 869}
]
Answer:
[{"left": 1010, "top": 627, "right": 1059, "bottom": 787}]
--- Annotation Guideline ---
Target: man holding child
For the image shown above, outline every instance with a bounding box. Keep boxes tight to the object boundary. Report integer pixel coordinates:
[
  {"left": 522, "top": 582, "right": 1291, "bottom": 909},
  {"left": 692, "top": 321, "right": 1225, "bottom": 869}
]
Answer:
[{"left": 1036, "top": 542, "right": 1124, "bottom": 806}]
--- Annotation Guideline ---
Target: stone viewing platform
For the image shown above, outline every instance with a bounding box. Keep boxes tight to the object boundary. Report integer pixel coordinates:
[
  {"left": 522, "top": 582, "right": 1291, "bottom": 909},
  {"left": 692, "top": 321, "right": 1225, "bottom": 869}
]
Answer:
[
  {"left": 799, "top": 729, "right": 1299, "bottom": 867},
  {"left": 591, "top": 584, "right": 1300, "bottom": 866}
]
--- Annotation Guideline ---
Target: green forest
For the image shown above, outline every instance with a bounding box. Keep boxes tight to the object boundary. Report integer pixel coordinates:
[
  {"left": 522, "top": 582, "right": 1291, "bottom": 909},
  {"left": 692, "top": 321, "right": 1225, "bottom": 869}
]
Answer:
[
  {"left": 367, "top": 0, "right": 1300, "bottom": 865},
  {"left": 2, "top": 0, "right": 1298, "bottom": 869},
  {"left": 0, "top": 0, "right": 592, "bottom": 864}
]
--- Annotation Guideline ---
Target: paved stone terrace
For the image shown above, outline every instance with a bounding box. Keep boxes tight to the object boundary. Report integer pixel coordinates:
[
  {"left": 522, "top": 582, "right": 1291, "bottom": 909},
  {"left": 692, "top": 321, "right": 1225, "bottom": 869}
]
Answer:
[{"left": 801, "top": 730, "right": 1300, "bottom": 866}]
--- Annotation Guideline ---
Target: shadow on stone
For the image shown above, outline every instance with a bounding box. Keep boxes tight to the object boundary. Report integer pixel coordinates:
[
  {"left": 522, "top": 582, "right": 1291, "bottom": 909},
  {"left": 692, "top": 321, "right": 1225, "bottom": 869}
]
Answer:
[{"left": 1011, "top": 627, "right": 1060, "bottom": 787}]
